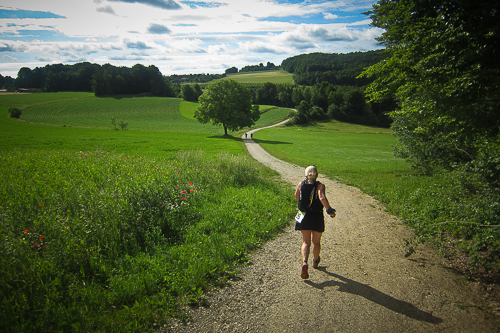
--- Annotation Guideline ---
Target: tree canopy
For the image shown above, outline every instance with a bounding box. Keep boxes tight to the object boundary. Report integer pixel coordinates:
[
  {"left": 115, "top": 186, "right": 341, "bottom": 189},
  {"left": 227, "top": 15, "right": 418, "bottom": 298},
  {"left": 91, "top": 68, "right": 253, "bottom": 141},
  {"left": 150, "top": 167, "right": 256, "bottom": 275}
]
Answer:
[
  {"left": 361, "top": 0, "right": 500, "bottom": 178},
  {"left": 194, "top": 79, "right": 260, "bottom": 135}
]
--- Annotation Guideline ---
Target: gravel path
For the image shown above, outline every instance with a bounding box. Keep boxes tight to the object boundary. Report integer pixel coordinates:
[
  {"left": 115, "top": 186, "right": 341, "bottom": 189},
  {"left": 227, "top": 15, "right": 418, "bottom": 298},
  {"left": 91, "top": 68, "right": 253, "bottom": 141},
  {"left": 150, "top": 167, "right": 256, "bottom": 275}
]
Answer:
[{"left": 166, "top": 120, "right": 500, "bottom": 332}]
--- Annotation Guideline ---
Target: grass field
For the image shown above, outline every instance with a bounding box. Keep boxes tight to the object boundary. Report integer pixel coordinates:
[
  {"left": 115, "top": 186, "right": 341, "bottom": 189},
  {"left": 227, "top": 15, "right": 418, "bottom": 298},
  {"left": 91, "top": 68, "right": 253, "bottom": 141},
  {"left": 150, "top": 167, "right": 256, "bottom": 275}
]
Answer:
[
  {"left": 0, "top": 93, "right": 293, "bottom": 159},
  {"left": 221, "top": 70, "right": 294, "bottom": 84},
  {"left": 0, "top": 92, "right": 296, "bottom": 332}
]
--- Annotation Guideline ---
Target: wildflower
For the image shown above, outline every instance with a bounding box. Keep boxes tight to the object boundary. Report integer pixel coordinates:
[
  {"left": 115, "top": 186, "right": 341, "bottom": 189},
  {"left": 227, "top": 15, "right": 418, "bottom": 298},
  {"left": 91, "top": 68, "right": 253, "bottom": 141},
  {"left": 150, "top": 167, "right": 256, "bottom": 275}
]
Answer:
[
  {"left": 43, "top": 245, "right": 47, "bottom": 249},
  {"left": 38, "top": 204, "right": 43, "bottom": 207},
  {"left": 24, "top": 229, "right": 29, "bottom": 233},
  {"left": 81, "top": 153, "right": 85, "bottom": 156},
  {"left": 181, "top": 191, "right": 185, "bottom": 194},
  {"left": 39, "top": 236, "right": 44, "bottom": 240},
  {"left": 34, "top": 243, "right": 39, "bottom": 247},
  {"left": 190, "top": 190, "right": 195, "bottom": 192},
  {"left": 182, "top": 197, "right": 185, "bottom": 200},
  {"left": 189, "top": 182, "right": 193, "bottom": 185}
]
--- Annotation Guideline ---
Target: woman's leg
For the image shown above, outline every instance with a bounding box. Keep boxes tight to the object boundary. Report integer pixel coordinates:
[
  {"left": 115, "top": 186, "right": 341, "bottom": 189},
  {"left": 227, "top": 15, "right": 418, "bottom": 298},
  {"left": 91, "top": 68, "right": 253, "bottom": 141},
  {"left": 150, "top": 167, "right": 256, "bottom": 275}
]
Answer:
[
  {"left": 312, "top": 231, "right": 323, "bottom": 262},
  {"left": 301, "top": 230, "right": 312, "bottom": 264}
]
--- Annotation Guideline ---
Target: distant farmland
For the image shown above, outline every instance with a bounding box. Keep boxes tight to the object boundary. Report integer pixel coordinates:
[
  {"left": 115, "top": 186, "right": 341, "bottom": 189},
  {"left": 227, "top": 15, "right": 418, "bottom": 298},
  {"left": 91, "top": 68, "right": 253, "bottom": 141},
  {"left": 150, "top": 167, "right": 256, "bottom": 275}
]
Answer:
[{"left": 221, "top": 70, "right": 294, "bottom": 84}]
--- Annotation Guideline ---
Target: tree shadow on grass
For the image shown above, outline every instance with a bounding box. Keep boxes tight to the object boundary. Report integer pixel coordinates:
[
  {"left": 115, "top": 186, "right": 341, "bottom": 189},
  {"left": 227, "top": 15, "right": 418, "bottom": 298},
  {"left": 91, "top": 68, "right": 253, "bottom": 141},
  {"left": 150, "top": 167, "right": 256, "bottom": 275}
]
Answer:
[
  {"left": 207, "top": 135, "right": 291, "bottom": 145},
  {"left": 305, "top": 268, "right": 443, "bottom": 324},
  {"left": 208, "top": 135, "right": 244, "bottom": 142},
  {"left": 252, "top": 139, "right": 292, "bottom": 145}
]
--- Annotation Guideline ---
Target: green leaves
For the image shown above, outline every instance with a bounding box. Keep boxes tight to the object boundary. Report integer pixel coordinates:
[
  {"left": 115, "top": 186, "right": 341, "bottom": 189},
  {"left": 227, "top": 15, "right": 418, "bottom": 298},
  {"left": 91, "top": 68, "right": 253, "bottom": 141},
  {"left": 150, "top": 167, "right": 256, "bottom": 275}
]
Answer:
[
  {"left": 195, "top": 79, "right": 259, "bottom": 135},
  {"left": 362, "top": 0, "right": 500, "bottom": 175}
]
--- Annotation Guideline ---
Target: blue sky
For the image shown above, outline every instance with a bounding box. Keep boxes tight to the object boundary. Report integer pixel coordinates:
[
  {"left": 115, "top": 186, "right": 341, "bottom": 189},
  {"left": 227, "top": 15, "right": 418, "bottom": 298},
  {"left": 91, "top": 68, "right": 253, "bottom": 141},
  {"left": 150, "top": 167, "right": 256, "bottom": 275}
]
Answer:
[{"left": 0, "top": 0, "right": 382, "bottom": 78}]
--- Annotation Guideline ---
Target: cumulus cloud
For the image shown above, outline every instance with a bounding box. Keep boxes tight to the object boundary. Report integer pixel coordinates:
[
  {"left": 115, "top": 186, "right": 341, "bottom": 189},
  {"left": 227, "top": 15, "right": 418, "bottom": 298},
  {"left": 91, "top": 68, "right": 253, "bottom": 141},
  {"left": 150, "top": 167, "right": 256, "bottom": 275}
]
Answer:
[
  {"left": 3, "top": 55, "right": 18, "bottom": 61},
  {"left": 238, "top": 41, "right": 288, "bottom": 54},
  {"left": 108, "top": 0, "right": 181, "bottom": 10},
  {"left": 126, "top": 41, "right": 152, "bottom": 49},
  {"left": 96, "top": 6, "right": 118, "bottom": 15},
  {"left": 0, "top": 43, "right": 15, "bottom": 52},
  {"left": 323, "top": 12, "right": 339, "bottom": 20},
  {"left": 147, "top": 23, "right": 171, "bottom": 34}
]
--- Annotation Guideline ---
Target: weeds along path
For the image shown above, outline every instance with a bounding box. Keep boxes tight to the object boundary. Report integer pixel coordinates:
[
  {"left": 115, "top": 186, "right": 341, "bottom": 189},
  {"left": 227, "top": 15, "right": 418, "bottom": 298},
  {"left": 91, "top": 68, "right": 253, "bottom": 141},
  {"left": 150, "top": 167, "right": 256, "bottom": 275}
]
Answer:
[{"left": 167, "top": 120, "right": 499, "bottom": 332}]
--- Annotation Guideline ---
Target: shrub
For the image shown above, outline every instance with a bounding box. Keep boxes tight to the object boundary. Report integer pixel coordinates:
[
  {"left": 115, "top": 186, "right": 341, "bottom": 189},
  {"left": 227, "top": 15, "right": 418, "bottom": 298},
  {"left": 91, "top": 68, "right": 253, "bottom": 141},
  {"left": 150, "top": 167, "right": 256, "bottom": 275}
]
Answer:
[{"left": 8, "top": 107, "right": 22, "bottom": 119}]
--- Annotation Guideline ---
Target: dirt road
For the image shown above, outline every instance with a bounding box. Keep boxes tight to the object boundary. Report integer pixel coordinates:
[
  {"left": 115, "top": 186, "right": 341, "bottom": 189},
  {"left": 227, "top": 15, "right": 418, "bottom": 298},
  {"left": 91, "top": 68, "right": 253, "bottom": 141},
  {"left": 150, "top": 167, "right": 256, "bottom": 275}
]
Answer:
[{"left": 167, "top": 121, "right": 500, "bottom": 332}]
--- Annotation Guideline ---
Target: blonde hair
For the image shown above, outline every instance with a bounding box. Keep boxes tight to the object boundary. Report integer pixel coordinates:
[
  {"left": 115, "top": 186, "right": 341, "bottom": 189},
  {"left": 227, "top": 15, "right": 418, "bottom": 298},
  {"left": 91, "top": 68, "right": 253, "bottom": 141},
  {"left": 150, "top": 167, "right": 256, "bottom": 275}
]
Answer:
[{"left": 305, "top": 165, "right": 318, "bottom": 181}]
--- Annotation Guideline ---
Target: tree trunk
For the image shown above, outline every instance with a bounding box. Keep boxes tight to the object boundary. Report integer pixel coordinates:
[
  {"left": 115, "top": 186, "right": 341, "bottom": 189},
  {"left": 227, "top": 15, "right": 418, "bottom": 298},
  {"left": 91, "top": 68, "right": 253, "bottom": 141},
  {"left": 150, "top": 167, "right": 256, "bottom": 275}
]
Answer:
[{"left": 223, "top": 124, "right": 228, "bottom": 136}]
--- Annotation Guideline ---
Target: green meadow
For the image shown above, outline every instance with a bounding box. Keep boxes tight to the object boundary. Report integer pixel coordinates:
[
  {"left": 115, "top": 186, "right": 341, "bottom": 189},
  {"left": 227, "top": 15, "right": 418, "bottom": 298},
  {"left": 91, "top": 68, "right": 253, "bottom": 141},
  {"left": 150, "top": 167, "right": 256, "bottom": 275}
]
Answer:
[
  {"left": 0, "top": 92, "right": 297, "bottom": 332},
  {"left": 221, "top": 70, "right": 294, "bottom": 84}
]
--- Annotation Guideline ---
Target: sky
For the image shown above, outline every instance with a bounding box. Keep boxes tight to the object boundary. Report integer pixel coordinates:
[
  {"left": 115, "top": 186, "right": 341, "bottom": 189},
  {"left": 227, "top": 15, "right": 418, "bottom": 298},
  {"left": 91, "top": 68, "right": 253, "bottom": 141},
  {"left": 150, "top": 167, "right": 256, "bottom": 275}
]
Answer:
[{"left": 0, "top": 0, "right": 383, "bottom": 78}]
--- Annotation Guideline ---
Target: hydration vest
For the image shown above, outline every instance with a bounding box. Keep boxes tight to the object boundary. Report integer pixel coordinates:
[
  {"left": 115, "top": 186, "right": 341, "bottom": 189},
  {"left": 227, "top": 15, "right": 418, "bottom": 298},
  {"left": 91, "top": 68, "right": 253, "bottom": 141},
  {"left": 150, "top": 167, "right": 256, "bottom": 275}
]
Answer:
[{"left": 298, "top": 179, "right": 323, "bottom": 213}]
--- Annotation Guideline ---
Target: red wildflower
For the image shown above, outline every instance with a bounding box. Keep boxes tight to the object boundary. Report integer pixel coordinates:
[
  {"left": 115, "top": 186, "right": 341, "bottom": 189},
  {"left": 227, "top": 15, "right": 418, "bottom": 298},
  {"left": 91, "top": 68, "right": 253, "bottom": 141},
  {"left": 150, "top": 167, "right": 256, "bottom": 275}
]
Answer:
[
  {"left": 190, "top": 190, "right": 195, "bottom": 192},
  {"left": 43, "top": 245, "right": 47, "bottom": 249},
  {"left": 182, "top": 197, "right": 185, "bottom": 200},
  {"left": 81, "top": 153, "right": 85, "bottom": 156},
  {"left": 34, "top": 243, "right": 39, "bottom": 247},
  {"left": 181, "top": 191, "right": 185, "bottom": 194},
  {"left": 39, "top": 236, "right": 44, "bottom": 240},
  {"left": 189, "top": 182, "right": 193, "bottom": 185},
  {"left": 24, "top": 229, "right": 29, "bottom": 233},
  {"left": 38, "top": 204, "right": 43, "bottom": 207}
]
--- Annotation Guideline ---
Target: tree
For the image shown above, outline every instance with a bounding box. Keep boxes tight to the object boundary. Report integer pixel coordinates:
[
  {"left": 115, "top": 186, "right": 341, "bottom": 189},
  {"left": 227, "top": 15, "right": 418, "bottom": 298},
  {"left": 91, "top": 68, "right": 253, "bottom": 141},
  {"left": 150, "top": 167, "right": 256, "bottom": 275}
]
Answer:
[
  {"left": 361, "top": 0, "right": 500, "bottom": 174},
  {"left": 194, "top": 79, "right": 260, "bottom": 135},
  {"left": 181, "top": 84, "right": 197, "bottom": 101}
]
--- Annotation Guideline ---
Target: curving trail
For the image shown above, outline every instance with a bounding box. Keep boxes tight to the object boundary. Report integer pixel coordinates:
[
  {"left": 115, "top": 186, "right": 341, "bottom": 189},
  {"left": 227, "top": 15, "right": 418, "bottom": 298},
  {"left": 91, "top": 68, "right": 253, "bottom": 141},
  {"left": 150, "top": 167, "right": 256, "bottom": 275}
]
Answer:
[{"left": 167, "top": 120, "right": 499, "bottom": 332}]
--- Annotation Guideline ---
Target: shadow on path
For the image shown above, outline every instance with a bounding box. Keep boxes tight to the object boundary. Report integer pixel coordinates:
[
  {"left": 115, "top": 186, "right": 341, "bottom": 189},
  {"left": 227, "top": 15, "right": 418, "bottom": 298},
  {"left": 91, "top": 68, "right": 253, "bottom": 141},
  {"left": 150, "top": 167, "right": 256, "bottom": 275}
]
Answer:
[{"left": 305, "top": 268, "right": 443, "bottom": 324}]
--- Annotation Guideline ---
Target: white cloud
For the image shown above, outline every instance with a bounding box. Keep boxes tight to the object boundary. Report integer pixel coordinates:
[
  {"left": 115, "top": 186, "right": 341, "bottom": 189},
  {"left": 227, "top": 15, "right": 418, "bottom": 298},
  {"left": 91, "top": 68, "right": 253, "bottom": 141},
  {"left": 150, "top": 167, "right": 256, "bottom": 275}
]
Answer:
[
  {"left": 0, "top": 0, "right": 383, "bottom": 76},
  {"left": 323, "top": 12, "right": 339, "bottom": 20}
]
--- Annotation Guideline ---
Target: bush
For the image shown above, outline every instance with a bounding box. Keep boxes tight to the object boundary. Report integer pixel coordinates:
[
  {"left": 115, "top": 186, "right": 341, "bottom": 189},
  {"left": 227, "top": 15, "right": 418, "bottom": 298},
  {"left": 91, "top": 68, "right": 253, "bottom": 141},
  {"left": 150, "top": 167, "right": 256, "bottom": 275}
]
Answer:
[{"left": 8, "top": 108, "right": 22, "bottom": 119}]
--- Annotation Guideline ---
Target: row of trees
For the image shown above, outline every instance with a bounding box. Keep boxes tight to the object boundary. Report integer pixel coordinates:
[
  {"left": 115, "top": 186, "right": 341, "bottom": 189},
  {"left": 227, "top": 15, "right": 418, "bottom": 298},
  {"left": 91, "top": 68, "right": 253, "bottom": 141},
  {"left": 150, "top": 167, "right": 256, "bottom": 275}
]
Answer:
[
  {"left": 224, "top": 62, "right": 279, "bottom": 75},
  {"left": 12, "top": 62, "right": 180, "bottom": 97},
  {"left": 0, "top": 74, "right": 15, "bottom": 90},
  {"left": 281, "top": 51, "right": 386, "bottom": 86},
  {"left": 180, "top": 80, "right": 393, "bottom": 127},
  {"left": 166, "top": 73, "right": 225, "bottom": 84}
]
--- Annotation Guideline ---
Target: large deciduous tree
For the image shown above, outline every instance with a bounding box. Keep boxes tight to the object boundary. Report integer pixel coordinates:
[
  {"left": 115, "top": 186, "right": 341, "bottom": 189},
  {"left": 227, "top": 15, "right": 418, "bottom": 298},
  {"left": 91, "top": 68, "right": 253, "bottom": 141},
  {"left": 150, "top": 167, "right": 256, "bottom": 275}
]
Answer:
[
  {"left": 194, "top": 79, "right": 260, "bottom": 135},
  {"left": 361, "top": 0, "right": 500, "bottom": 177}
]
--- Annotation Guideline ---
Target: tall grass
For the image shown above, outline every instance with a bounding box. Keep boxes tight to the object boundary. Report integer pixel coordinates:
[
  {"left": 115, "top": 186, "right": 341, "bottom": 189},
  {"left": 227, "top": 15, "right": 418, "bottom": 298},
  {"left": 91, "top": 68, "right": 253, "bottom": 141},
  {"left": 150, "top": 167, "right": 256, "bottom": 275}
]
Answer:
[{"left": 0, "top": 149, "right": 294, "bottom": 332}]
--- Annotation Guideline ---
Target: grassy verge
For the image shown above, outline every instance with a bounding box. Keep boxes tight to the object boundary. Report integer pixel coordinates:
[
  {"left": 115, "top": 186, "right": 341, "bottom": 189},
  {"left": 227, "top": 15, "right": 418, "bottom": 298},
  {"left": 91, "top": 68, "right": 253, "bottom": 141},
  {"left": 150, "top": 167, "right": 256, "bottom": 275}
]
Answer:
[
  {"left": 255, "top": 120, "right": 500, "bottom": 281},
  {"left": 0, "top": 149, "right": 295, "bottom": 332}
]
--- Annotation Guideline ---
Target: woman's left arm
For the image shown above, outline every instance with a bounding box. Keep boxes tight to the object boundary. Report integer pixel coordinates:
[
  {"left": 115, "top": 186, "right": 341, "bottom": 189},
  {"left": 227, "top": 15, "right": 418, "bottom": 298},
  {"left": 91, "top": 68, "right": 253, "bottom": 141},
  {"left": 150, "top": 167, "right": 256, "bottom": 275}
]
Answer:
[{"left": 318, "top": 184, "right": 336, "bottom": 217}]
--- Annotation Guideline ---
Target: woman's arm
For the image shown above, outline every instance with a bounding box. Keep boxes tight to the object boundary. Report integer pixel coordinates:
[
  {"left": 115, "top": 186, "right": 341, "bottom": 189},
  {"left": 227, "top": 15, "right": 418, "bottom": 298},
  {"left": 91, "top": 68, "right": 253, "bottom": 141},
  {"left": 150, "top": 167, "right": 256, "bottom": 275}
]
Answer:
[
  {"left": 294, "top": 182, "right": 301, "bottom": 200},
  {"left": 318, "top": 183, "right": 336, "bottom": 217}
]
